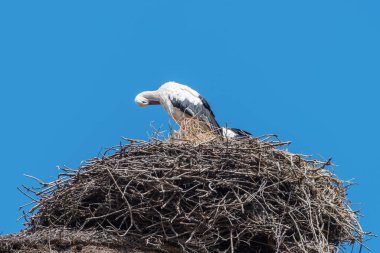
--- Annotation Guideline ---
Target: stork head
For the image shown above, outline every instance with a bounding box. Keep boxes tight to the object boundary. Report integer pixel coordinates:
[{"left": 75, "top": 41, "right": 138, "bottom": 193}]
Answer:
[{"left": 134, "top": 92, "right": 160, "bottom": 107}]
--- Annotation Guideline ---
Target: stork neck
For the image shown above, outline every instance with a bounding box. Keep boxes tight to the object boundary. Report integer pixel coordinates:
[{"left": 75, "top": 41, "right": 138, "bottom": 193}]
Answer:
[{"left": 141, "top": 91, "right": 160, "bottom": 100}]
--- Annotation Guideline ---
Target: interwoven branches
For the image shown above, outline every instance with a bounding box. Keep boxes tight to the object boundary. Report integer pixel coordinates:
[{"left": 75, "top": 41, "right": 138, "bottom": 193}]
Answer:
[{"left": 20, "top": 137, "right": 367, "bottom": 252}]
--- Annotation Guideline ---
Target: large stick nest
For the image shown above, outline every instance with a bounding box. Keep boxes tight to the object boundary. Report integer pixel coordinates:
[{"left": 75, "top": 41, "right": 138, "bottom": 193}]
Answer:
[{"left": 19, "top": 136, "right": 366, "bottom": 252}]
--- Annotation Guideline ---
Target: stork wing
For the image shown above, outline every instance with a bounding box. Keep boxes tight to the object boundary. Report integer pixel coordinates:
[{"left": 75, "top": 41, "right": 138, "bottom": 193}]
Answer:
[
  {"left": 169, "top": 94, "right": 220, "bottom": 132},
  {"left": 159, "top": 82, "right": 221, "bottom": 134}
]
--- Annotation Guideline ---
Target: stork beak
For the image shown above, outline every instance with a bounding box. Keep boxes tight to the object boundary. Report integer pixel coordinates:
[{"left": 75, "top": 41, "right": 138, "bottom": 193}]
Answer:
[{"left": 148, "top": 100, "right": 160, "bottom": 105}]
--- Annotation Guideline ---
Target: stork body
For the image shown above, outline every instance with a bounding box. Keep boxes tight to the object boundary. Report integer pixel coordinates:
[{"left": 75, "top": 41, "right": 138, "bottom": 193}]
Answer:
[{"left": 135, "top": 82, "right": 220, "bottom": 133}]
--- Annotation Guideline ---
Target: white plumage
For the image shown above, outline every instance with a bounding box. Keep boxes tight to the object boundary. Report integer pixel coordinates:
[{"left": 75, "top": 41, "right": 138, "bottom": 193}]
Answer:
[{"left": 222, "top": 128, "right": 251, "bottom": 138}]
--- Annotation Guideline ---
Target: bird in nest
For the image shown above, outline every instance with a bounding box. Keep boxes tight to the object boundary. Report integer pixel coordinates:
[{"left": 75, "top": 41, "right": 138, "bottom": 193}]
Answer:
[{"left": 134, "top": 81, "right": 251, "bottom": 139}]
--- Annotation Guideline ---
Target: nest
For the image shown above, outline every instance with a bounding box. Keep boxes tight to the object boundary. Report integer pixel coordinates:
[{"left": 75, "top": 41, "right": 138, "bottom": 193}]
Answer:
[
  {"left": 17, "top": 136, "right": 367, "bottom": 253},
  {"left": 174, "top": 118, "right": 221, "bottom": 144},
  {"left": 0, "top": 229, "right": 143, "bottom": 253}
]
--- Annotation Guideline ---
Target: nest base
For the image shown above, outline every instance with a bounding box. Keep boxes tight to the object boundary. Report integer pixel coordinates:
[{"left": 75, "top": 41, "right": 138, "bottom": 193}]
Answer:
[{"left": 9, "top": 136, "right": 367, "bottom": 253}]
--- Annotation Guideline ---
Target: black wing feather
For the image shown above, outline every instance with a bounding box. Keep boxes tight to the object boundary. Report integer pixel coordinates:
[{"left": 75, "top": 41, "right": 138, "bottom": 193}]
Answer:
[
  {"left": 170, "top": 96, "right": 220, "bottom": 132},
  {"left": 170, "top": 97, "right": 194, "bottom": 117},
  {"left": 199, "top": 95, "right": 216, "bottom": 118}
]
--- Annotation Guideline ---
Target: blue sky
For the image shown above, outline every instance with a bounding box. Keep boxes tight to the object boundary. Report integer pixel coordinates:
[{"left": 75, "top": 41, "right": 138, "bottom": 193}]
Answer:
[{"left": 0, "top": 0, "right": 379, "bottom": 251}]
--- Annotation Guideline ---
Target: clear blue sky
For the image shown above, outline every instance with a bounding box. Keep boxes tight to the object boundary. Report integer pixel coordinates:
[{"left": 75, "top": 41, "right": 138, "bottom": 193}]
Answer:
[{"left": 0, "top": 1, "right": 379, "bottom": 251}]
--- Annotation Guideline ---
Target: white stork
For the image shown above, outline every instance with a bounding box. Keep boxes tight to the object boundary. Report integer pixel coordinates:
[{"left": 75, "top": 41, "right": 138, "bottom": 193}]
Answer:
[
  {"left": 134, "top": 81, "right": 251, "bottom": 138},
  {"left": 135, "top": 81, "right": 221, "bottom": 133}
]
